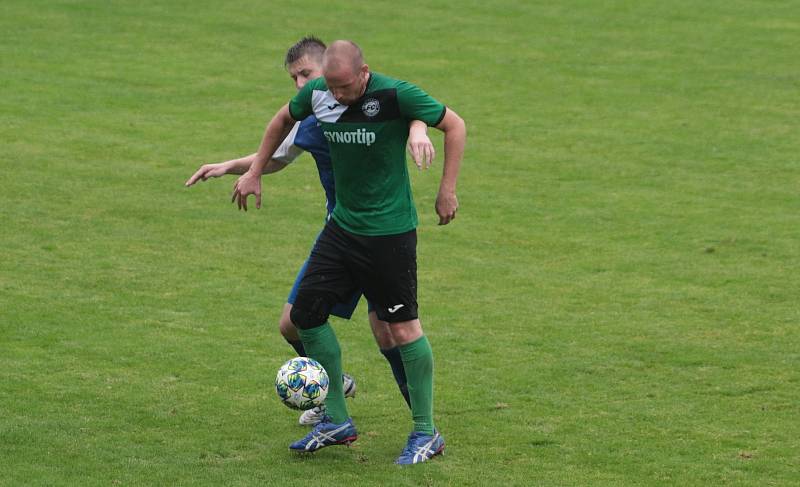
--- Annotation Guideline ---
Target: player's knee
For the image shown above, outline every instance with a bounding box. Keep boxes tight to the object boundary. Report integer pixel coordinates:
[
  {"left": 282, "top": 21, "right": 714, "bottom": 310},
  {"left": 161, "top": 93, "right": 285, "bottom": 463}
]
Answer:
[
  {"left": 279, "top": 315, "right": 297, "bottom": 340},
  {"left": 375, "top": 333, "right": 396, "bottom": 350},
  {"left": 290, "top": 296, "right": 331, "bottom": 330},
  {"left": 278, "top": 304, "right": 299, "bottom": 340},
  {"left": 389, "top": 319, "right": 424, "bottom": 345},
  {"left": 370, "top": 319, "right": 396, "bottom": 349}
]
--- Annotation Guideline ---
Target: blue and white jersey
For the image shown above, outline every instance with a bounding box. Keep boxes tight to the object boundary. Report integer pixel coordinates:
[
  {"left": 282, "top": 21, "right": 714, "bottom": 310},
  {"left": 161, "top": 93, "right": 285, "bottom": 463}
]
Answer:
[{"left": 273, "top": 115, "right": 335, "bottom": 216}]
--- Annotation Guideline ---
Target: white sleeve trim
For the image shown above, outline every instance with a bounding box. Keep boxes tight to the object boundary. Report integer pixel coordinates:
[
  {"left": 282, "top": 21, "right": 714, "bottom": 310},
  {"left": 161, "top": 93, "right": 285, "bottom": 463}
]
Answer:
[{"left": 272, "top": 121, "right": 304, "bottom": 164}]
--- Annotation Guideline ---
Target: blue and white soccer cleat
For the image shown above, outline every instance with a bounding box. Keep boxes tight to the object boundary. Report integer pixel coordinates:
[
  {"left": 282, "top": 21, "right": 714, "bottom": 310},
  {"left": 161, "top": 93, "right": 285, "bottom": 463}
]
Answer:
[
  {"left": 298, "top": 405, "right": 327, "bottom": 426},
  {"left": 298, "top": 374, "right": 357, "bottom": 425},
  {"left": 342, "top": 373, "right": 357, "bottom": 398},
  {"left": 395, "top": 430, "right": 445, "bottom": 465},
  {"left": 289, "top": 417, "right": 358, "bottom": 452}
]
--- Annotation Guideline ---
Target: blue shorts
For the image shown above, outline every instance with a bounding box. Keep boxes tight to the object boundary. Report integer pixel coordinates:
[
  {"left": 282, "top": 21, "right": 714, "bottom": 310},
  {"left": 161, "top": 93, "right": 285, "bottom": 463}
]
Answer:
[{"left": 287, "top": 245, "right": 374, "bottom": 320}]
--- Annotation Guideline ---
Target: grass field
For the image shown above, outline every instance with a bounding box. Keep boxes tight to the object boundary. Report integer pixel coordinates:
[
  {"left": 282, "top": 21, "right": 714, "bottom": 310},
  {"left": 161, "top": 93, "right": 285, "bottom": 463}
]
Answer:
[{"left": 2, "top": 1, "right": 799, "bottom": 485}]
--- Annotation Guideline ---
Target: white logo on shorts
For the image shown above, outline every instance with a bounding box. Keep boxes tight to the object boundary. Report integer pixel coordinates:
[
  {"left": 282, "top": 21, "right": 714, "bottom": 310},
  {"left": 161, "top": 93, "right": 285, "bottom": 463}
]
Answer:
[{"left": 388, "top": 304, "right": 405, "bottom": 314}]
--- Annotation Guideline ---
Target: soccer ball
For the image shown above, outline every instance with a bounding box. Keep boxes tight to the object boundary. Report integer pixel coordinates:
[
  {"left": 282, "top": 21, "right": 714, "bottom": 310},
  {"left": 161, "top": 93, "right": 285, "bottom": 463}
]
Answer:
[{"left": 275, "top": 357, "right": 329, "bottom": 410}]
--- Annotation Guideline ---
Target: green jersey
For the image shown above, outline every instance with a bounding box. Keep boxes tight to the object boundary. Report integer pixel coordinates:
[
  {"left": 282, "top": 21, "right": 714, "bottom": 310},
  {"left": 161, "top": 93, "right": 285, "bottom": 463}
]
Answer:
[{"left": 289, "top": 72, "right": 446, "bottom": 236}]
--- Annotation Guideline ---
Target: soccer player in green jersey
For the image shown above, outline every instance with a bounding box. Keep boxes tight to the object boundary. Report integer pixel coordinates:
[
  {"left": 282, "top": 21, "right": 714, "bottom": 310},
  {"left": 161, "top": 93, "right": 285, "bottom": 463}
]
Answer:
[
  {"left": 233, "top": 40, "right": 465, "bottom": 464},
  {"left": 187, "top": 37, "right": 434, "bottom": 427}
]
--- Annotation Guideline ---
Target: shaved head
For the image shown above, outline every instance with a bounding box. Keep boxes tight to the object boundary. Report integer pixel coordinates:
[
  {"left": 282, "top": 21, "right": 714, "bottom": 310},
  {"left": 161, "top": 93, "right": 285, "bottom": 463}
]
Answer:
[
  {"left": 323, "top": 40, "right": 364, "bottom": 76},
  {"left": 322, "top": 40, "right": 370, "bottom": 106}
]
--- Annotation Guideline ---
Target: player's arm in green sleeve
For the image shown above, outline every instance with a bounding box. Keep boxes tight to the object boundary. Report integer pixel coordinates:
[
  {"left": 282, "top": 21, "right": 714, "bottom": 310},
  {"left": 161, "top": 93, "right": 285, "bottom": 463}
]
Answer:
[
  {"left": 396, "top": 81, "right": 447, "bottom": 127},
  {"left": 247, "top": 104, "right": 297, "bottom": 179},
  {"left": 248, "top": 79, "right": 315, "bottom": 176},
  {"left": 231, "top": 82, "right": 316, "bottom": 210},
  {"left": 397, "top": 81, "right": 465, "bottom": 224}
]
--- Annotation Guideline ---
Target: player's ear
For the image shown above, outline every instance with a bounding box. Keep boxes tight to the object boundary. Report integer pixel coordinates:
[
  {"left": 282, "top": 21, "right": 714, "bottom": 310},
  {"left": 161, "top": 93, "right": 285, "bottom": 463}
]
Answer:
[{"left": 360, "top": 64, "right": 369, "bottom": 78}]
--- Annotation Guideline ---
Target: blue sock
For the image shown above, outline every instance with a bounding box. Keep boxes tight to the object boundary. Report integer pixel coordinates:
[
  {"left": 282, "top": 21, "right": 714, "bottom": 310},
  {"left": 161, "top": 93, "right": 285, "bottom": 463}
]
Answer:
[
  {"left": 285, "top": 338, "right": 306, "bottom": 357},
  {"left": 381, "top": 347, "right": 411, "bottom": 409}
]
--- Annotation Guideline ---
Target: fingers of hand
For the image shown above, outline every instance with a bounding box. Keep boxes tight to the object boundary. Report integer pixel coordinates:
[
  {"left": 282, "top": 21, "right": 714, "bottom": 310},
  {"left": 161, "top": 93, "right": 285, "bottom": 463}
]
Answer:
[
  {"left": 436, "top": 197, "right": 457, "bottom": 225},
  {"left": 438, "top": 210, "right": 454, "bottom": 225},
  {"left": 185, "top": 170, "right": 202, "bottom": 186},
  {"left": 410, "top": 141, "right": 436, "bottom": 169},
  {"left": 425, "top": 145, "right": 435, "bottom": 168},
  {"left": 234, "top": 190, "right": 247, "bottom": 211},
  {"left": 233, "top": 184, "right": 244, "bottom": 211},
  {"left": 409, "top": 143, "right": 422, "bottom": 169},
  {"left": 230, "top": 176, "right": 261, "bottom": 211}
]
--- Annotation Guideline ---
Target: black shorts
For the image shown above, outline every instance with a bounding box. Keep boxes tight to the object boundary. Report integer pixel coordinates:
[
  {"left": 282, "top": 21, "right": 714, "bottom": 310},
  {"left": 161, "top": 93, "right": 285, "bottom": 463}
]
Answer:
[{"left": 294, "top": 219, "right": 418, "bottom": 323}]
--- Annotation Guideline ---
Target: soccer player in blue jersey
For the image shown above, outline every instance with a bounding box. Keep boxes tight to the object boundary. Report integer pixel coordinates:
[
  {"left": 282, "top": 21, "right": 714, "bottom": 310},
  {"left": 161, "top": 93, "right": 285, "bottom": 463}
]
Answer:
[{"left": 185, "top": 37, "right": 434, "bottom": 426}]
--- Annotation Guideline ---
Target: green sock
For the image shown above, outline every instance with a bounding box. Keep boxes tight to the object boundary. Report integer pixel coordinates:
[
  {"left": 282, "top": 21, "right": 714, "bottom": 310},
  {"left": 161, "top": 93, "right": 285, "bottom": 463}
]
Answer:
[
  {"left": 297, "top": 323, "right": 349, "bottom": 424},
  {"left": 398, "top": 335, "right": 435, "bottom": 435}
]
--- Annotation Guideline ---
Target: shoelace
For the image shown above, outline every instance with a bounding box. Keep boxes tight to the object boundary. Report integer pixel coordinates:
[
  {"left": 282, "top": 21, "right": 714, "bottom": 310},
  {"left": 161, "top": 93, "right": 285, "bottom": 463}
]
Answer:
[
  {"left": 399, "top": 433, "right": 421, "bottom": 457},
  {"left": 311, "top": 417, "right": 333, "bottom": 433}
]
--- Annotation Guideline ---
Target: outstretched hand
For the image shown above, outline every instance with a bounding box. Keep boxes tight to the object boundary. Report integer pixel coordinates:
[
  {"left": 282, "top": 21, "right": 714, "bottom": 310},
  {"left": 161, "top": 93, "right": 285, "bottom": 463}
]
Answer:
[
  {"left": 231, "top": 172, "right": 262, "bottom": 211},
  {"left": 185, "top": 163, "right": 227, "bottom": 187}
]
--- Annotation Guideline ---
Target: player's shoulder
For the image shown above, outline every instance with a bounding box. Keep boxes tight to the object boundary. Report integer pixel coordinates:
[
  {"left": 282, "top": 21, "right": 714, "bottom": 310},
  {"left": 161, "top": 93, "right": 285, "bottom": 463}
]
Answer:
[
  {"left": 367, "top": 72, "right": 405, "bottom": 90},
  {"left": 294, "top": 77, "right": 328, "bottom": 101},
  {"left": 368, "top": 72, "right": 427, "bottom": 98},
  {"left": 306, "top": 76, "right": 328, "bottom": 91}
]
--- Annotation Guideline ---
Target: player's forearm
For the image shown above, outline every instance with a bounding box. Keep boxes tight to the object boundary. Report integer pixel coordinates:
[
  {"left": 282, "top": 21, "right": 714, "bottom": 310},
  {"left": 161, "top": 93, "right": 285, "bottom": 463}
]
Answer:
[
  {"left": 263, "top": 159, "right": 289, "bottom": 174},
  {"left": 220, "top": 154, "right": 288, "bottom": 175},
  {"left": 223, "top": 154, "right": 258, "bottom": 174},
  {"left": 248, "top": 104, "right": 295, "bottom": 176},
  {"left": 409, "top": 119, "right": 428, "bottom": 137},
  {"left": 439, "top": 112, "right": 466, "bottom": 193}
]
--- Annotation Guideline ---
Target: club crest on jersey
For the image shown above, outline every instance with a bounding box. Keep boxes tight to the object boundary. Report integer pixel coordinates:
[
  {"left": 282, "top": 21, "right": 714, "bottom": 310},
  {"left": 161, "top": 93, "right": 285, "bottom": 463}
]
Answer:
[{"left": 362, "top": 98, "right": 380, "bottom": 117}]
